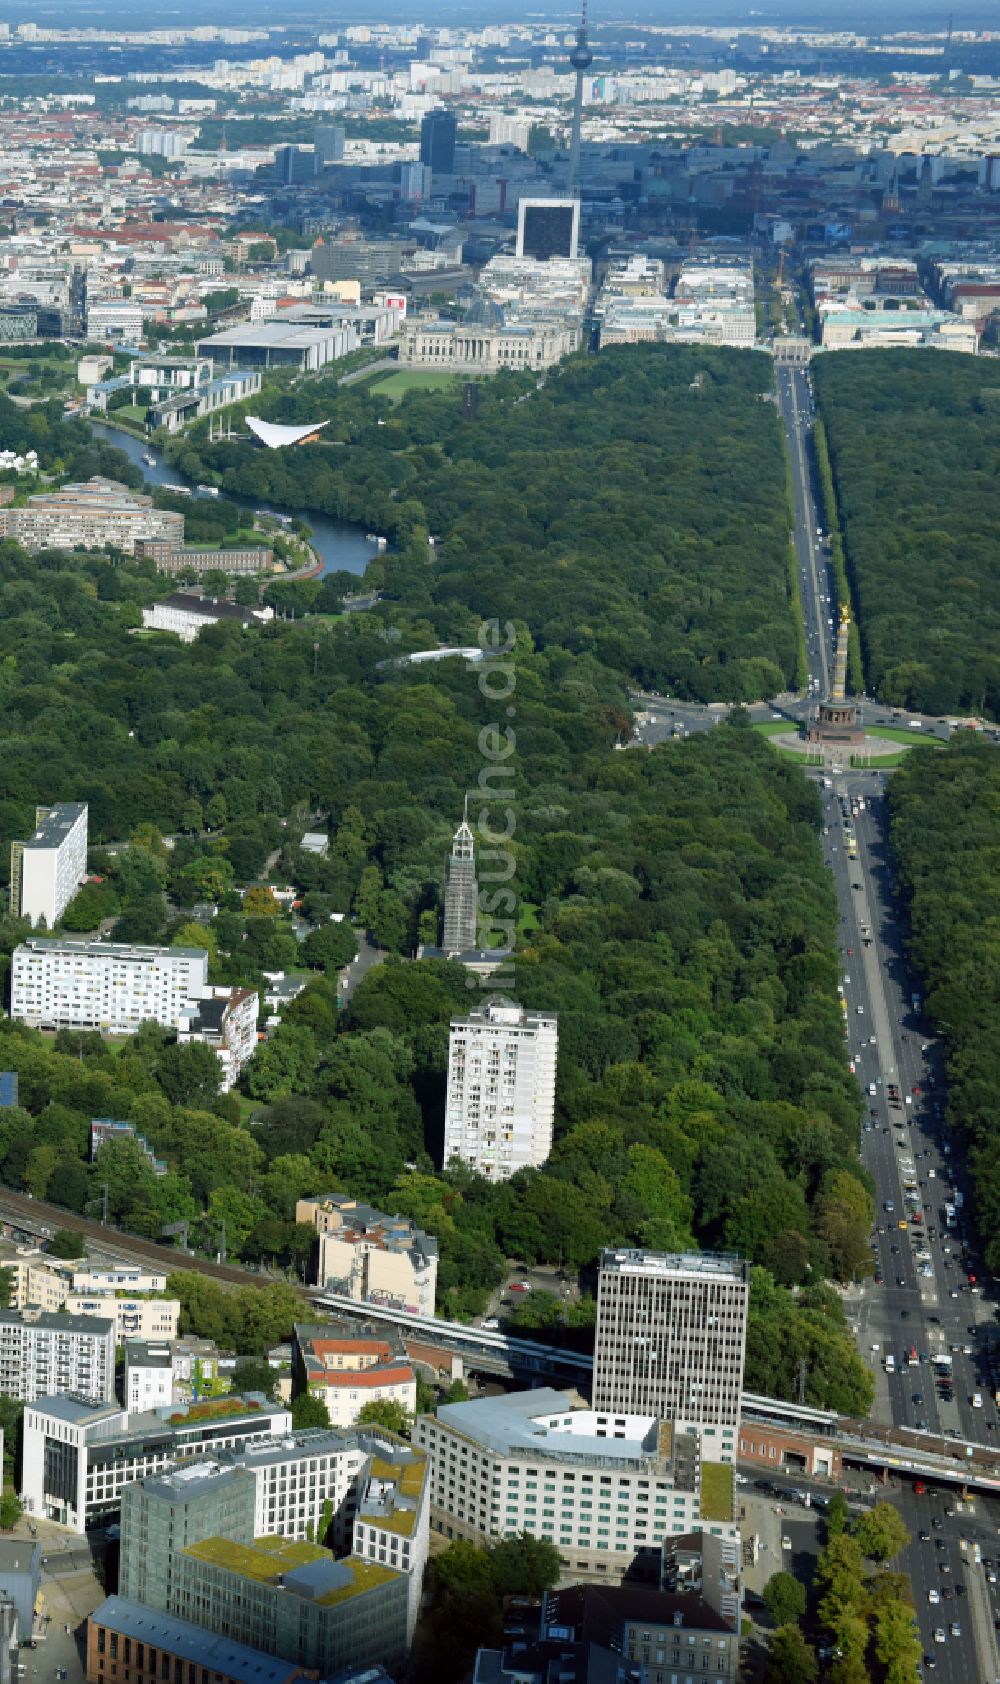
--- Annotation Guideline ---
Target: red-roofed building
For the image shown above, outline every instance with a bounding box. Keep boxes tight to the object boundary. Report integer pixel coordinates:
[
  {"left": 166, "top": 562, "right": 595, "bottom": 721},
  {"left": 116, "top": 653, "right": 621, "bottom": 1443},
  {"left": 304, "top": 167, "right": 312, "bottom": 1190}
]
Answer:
[{"left": 294, "top": 1323, "right": 417, "bottom": 1428}]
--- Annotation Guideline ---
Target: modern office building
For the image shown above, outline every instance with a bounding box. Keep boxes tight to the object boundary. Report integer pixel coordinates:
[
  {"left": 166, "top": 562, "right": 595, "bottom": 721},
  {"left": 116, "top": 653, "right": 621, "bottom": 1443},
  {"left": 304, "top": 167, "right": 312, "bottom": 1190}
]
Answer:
[
  {"left": 598, "top": 298, "right": 674, "bottom": 346},
  {"left": 351, "top": 1433, "right": 430, "bottom": 1640},
  {"left": 174, "top": 1534, "right": 408, "bottom": 1676},
  {"left": 196, "top": 319, "right": 358, "bottom": 372},
  {"left": 0, "top": 304, "right": 37, "bottom": 341},
  {"left": 20, "top": 1394, "right": 292, "bottom": 1532},
  {"left": 398, "top": 160, "right": 431, "bottom": 202},
  {"left": 148, "top": 369, "right": 263, "bottom": 432},
  {"left": 293, "top": 1324, "right": 417, "bottom": 1430},
  {"left": 217, "top": 1428, "right": 428, "bottom": 1641},
  {"left": 315, "top": 123, "right": 346, "bottom": 168},
  {"left": 488, "top": 114, "right": 533, "bottom": 151},
  {"left": 818, "top": 304, "right": 977, "bottom": 351},
  {"left": 516, "top": 198, "right": 581, "bottom": 262},
  {"left": 115, "top": 1430, "right": 428, "bottom": 1670},
  {"left": 130, "top": 356, "right": 212, "bottom": 400},
  {"left": 216, "top": 1431, "right": 368, "bottom": 1551},
  {"left": 251, "top": 301, "right": 400, "bottom": 348},
  {"left": 593, "top": 1252, "right": 749, "bottom": 1440},
  {"left": 311, "top": 240, "right": 411, "bottom": 287},
  {"left": 476, "top": 252, "right": 592, "bottom": 314},
  {"left": 595, "top": 255, "right": 758, "bottom": 350},
  {"left": 0, "top": 1309, "right": 114, "bottom": 1403},
  {"left": 419, "top": 108, "right": 457, "bottom": 175},
  {"left": 119, "top": 1462, "right": 260, "bottom": 1610},
  {"left": 414, "top": 1389, "right": 738, "bottom": 1584},
  {"left": 444, "top": 998, "right": 558, "bottom": 1179},
  {"left": 10, "top": 802, "right": 88, "bottom": 928},
  {"left": 296, "top": 1193, "right": 438, "bottom": 1315},
  {"left": 214, "top": 1422, "right": 429, "bottom": 1617},
  {"left": 273, "top": 145, "right": 316, "bottom": 186},
  {"left": 442, "top": 811, "right": 478, "bottom": 955},
  {"left": 0, "top": 479, "right": 183, "bottom": 556},
  {"left": 86, "top": 300, "right": 145, "bottom": 340}
]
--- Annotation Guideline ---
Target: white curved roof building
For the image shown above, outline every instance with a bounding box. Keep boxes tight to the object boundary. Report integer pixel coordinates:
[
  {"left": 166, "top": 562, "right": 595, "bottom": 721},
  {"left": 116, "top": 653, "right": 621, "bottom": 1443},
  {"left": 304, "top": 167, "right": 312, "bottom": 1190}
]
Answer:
[{"left": 246, "top": 417, "right": 329, "bottom": 449}]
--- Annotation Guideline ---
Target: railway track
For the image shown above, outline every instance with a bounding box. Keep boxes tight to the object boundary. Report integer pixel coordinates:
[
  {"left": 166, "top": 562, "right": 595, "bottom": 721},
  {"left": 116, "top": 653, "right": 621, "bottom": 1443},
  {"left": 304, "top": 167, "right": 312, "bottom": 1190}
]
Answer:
[{"left": 0, "top": 1186, "right": 283, "bottom": 1290}]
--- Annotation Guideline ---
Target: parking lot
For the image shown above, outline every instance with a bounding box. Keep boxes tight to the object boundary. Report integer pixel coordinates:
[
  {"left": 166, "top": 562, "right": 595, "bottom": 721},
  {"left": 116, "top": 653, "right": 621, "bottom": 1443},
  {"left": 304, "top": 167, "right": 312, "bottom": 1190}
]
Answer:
[{"left": 477, "top": 1262, "right": 582, "bottom": 1329}]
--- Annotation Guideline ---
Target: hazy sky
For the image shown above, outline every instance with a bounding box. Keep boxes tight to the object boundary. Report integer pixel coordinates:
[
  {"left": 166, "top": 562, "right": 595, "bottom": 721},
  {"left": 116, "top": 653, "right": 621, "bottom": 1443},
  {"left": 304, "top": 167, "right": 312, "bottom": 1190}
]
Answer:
[{"left": 0, "top": 0, "right": 982, "bottom": 26}]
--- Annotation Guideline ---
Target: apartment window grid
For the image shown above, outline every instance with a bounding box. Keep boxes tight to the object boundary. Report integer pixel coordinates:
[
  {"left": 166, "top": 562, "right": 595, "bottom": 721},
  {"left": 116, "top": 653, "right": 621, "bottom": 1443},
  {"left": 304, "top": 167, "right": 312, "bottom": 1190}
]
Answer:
[{"left": 13, "top": 947, "right": 203, "bottom": 1032}]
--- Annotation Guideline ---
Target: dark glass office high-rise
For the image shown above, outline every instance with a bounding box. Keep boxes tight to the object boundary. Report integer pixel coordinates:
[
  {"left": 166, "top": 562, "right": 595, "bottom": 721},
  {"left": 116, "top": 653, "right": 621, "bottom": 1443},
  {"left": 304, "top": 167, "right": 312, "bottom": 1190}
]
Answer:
[{"left": 420, "top": 109, "right": 457, "bottom": 175}]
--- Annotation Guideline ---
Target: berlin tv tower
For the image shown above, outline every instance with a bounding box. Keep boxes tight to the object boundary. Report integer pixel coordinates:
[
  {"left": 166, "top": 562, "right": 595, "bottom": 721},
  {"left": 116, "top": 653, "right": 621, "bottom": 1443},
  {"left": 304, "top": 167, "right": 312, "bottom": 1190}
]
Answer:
[{"left": 567, "top": 0, "right": 593, "bottom": 196}]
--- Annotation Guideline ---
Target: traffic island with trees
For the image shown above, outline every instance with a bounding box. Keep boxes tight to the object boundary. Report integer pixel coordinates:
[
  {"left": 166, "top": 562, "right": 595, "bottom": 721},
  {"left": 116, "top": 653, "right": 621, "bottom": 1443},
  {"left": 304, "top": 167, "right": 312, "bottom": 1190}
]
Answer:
[{"left": 761, "top": 1500, "right": 918, "bottom": 1684}]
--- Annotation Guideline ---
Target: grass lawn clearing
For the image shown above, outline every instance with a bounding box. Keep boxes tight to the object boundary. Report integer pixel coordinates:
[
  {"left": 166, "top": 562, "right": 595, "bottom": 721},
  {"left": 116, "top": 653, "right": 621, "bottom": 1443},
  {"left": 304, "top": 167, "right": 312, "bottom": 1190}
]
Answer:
[
  {"left": 753, "top": 720, "right": 797, "bottom": 737},
  {"left": 105, "top": 405, "right": 150, "bottom": 428},
  {"left": 368, "top": 369, "right": 460, "bottom": 402},
  {"left": 865, "top": 726, "right": 945, "bottom": 747},
  {"left": 517, "top": 901, "right": 540, "bottom": 935}
]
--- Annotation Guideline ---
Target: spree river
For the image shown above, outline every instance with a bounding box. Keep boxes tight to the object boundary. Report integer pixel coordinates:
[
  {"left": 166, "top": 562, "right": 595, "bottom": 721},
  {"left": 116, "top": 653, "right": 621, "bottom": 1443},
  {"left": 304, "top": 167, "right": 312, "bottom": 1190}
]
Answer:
[{"left": 89, "top": 421, "right": 379, "bottom": 579}]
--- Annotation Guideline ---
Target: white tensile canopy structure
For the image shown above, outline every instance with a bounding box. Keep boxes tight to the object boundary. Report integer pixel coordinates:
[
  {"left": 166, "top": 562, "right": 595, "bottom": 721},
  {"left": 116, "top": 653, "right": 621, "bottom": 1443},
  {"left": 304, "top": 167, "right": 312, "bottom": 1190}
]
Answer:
[{"left": 246, "top": 417, "right": 330, "bottom": 448}]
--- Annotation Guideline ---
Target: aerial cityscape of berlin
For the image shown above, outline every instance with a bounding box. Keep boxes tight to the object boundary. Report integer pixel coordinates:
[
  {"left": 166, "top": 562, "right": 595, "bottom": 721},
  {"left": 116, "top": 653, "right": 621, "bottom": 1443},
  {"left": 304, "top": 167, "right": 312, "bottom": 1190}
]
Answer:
[{"left": 0, "top": 3, "right": 995, "bottom": 1682}]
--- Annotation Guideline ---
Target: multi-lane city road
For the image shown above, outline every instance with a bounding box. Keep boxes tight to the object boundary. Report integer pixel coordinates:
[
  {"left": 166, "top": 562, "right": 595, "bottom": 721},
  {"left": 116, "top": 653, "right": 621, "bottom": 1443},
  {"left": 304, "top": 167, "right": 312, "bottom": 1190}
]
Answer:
[
  {"left": 826, "top": 777, "right": 999, "bottom": 1682},
  {"left": 634, "top": 359, "right": 1000, "bottom": 1680},
  {"left": 831, "top": 787, "right": 993, "bottom": 1448},
  {"left": 783, "top": 363, "right": 1000, "bottom": 1682},
  {"left": 777, "top": 361, "right": 832, "bottom": 703}
]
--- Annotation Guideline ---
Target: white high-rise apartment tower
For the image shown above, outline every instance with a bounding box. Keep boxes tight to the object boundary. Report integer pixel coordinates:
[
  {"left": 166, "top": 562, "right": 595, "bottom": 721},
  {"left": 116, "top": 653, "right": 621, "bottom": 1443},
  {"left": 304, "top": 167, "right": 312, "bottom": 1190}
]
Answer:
[
  {"left": 444, "top": 998, "right": 558, "bottom": 1180},
  {"left": 10, "top": 802, "right": 88, "bottom": 927},
  {"left": 593, "top": 1250, "right": 749, "bottom": 1445}
]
